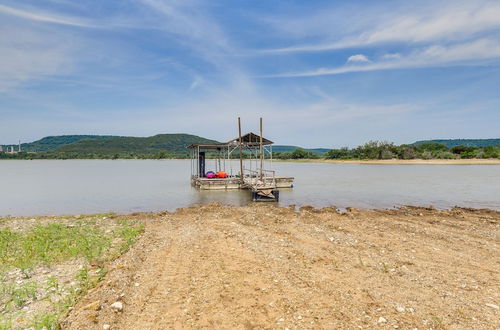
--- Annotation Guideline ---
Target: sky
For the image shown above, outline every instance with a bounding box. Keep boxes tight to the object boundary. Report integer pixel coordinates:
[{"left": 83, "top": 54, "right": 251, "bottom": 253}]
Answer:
[{"left": 0, "top": 0, "right": 499, "bottom": 147}]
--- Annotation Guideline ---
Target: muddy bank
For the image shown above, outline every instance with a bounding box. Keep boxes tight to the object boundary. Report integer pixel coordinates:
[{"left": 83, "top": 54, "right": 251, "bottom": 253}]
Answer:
[{"left": 60, "top": 204, "right": 499, "bottom": 329}]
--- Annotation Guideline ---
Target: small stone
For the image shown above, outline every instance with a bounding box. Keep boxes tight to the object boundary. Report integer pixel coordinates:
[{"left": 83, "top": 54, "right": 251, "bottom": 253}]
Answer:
[
  {"left": 110, "top": 301, "right": 123, "bottom": 312},
  {"left": 103, "top": 324, "right": 111, "bottom": 330},
  {"left": 395, "top": 306, "right": 405, "bottom": 313},
  {"left": 378, "top": 317, "right": 387, "bottom": 323},
  {"left": 84, "top": 301, "right": 101, "bottom": 311},
  {"left": 486, "top": 303, "right": 499, "bottom": 310},
  {"left": 134, "top": 282, "right": 140, "bottom": 287}
]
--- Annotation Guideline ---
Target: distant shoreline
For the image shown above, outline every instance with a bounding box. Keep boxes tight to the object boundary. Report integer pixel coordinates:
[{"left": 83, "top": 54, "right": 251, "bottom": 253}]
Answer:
[
  {"left": 2, "top": 158, "right": 500, "bottom": 164},
  {"left": 275, "top": 158, "right": 500, "bottom": 165}
]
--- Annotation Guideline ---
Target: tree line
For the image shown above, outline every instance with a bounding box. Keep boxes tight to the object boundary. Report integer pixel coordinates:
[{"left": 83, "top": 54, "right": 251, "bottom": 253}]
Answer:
[
  {"left": 274, "top": 141, "right": 500, "bottom": 160},
  {"left": 1, "top": 141, "right": 499, "bottom": 160}
]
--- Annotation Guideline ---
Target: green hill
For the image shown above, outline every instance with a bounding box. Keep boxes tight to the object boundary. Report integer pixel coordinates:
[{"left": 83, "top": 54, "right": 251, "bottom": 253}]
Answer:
[
  {"left": 413, "top": 139, "right": 500, "bottom": 148},
  {"left": 2, "top": 135, "right": 118, "bottom": 152},
  {"left": 272, "top": 145, "right": 330, "bottom": 154},
  {"left": 2, "top": 133, "right": 329, "bottom": 159},
  {"left": 53, "top": 134, "right": 218, "bottom": 156}
]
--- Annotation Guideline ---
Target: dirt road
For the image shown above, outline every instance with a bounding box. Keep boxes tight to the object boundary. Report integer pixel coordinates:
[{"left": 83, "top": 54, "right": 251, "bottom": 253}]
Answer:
[{"left": 63, "top": 204, "right": 499, "bottom": 329}]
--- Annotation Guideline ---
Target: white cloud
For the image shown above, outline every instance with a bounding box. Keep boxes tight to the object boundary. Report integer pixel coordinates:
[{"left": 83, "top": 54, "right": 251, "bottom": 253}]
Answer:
[{"left": 347, "top": 54, "right": 370, "bottom": 63}]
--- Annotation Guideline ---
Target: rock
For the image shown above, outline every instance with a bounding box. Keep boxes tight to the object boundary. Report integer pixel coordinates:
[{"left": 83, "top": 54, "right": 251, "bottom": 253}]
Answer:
[
  {"left": 378, "top": 317, "right": 387, "bottom": 323},
  {"left": 395, "top": 306, "right": 405, "bottom": 313},
  {"left": 83, "top": 301, "right": 101, "bottom": 311},
  {"left": 103, "top": 324, "right": 111, "bottom": 330},
  {"left": 486, "top": 303, "right": 499, "bottom": 310},
  {"left": 110, "top": 301, "right": 123, "bottom": 312}
]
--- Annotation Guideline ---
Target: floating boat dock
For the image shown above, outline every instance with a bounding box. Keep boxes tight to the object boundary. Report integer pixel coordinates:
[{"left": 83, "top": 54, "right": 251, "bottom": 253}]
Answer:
[{"left": 188, "top": 118, "right": 294, "bottom": 201}]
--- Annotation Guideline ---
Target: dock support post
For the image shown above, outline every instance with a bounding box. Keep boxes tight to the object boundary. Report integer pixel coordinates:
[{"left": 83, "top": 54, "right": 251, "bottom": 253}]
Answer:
[
  {"left": 238, "top": 117, "right": 244, "bottom": 184},
  {"left": 259, "top": 117, "right": 263, "bottom": 180}
]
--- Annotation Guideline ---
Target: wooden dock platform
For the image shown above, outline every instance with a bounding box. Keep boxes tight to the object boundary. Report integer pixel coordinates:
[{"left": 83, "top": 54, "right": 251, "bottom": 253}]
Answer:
[
  {"left": 192, "top": 176, "right": 294, "bottom": 190},
  {"left": 188, "top": 117, "right": 294, "bottom": 202}
]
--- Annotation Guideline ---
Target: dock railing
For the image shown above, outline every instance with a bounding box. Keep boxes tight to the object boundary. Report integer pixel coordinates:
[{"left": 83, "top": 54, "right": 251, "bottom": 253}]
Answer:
[{"left": 242, "top": 168, "right": 276, "bottom": 190}]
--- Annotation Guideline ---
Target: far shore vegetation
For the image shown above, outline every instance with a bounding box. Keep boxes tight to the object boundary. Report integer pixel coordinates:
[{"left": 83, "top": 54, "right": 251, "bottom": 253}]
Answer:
[{"left": 1, "top": 141, "right": 499, "bottom": 161}]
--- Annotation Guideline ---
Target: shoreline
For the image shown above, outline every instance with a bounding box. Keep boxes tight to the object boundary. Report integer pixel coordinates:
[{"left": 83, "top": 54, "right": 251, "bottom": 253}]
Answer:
[
  {"left": 275, "top": 158, "right": 500, "bottom": 165},
  {"left": 2, "top": 158, "right": 500, "bottom": 164},
  {"left": 3, "top": 203, "right": 499, "bottom": 220}
]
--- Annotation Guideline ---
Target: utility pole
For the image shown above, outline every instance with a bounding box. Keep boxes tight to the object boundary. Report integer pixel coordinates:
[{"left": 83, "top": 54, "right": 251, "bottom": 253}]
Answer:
[{"left": 18, "top": 140, "right": 21, "bottom": 152}]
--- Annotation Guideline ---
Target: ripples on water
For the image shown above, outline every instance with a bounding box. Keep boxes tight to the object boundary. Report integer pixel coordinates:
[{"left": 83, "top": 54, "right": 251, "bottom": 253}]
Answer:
[{"left": 0, "top": 160, "right": 499, "bottom": 216}]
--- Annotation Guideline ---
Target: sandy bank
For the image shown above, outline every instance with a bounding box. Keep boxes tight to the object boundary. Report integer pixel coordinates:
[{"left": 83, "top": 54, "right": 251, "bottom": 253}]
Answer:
[
  {"left": 277, "top": 158, "right": 500, "bottom": 165},
  {"left": 62, "top": 204, "right": 499, "bottom": 329}
]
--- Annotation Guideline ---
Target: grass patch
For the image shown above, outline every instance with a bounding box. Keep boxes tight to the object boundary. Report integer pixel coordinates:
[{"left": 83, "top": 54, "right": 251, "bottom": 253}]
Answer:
[
  {"left": 30, "top": 313, "right": 59, "bottom": 330},
  {"left": 0, "top": 222, "right": 111, "bottom": 272},
  {"left": 0, "top": 217, "right": 144, "bottom": 329}
]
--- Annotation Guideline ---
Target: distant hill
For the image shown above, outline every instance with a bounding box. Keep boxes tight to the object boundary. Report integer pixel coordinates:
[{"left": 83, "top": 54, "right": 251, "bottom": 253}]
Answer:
[
  {"left": 2, "top": 135, "right": 118, "bottom": 152},
  {"left": 272, "top": 145, "right": 330, "bottom": 154},
  {"left": 54, "top": 134, "right": 218, "bottom": 155},
  {"left": 413, "top": 139, "right": 500, "bottom": 148},
  {"left": 1, "top": 134, "right": 328, "bottom": 157}
]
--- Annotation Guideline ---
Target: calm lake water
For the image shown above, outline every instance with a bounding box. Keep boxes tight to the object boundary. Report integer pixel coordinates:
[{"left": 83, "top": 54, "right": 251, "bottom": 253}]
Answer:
[{"left": 0, "top": 160, "right": 499, "bottom": 216}]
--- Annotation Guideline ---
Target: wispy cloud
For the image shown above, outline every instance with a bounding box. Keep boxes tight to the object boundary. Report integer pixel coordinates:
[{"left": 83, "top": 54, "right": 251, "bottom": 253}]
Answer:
[
  {"left": 0, "top": 3, "right": 95, "bottom": 28},
  {"left": 265, "top": 38, "right": 500, "bottom": 78},
  {"left": 139, "top": 0, "right": 231, "bottom": 57},
  {"left": 0, "top": 24, "right": 77, "bottom": 91},
  {"left": 260, "top": 1, "right": 500, "bottom": 54}
]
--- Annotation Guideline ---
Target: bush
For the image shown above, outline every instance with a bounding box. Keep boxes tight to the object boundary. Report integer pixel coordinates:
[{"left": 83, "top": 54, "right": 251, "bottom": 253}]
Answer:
[
  {"left": 434, "top": 151, "right": 456, "bottom": 159},
  {"left": 481, "top": 146, "right": 499, "bottom": 159},
  {"left": 420, "top": 151, "right": 433, "bottom": 160},
  {"left": 380, "top": 150, "right": 395, "bottom": 159},
  {"left": 324, "top": 147, "right": 353, "bottom": 159}
]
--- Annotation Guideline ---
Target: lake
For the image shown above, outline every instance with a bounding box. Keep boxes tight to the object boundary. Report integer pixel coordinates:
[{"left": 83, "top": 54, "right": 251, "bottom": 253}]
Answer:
[{"left": 0, "top": 160, "right": 499, "bottom": 216}]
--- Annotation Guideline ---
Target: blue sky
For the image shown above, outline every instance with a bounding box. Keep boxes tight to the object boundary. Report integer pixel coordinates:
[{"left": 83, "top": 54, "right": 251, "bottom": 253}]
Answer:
[{"left": 0, "top": 0, "right": 499, "bottom": 147}]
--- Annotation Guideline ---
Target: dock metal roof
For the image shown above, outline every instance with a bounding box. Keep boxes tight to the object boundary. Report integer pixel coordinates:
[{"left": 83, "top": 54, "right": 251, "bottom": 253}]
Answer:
[{"left": 187, "top": 132, "right": 273, "bottom": 149}]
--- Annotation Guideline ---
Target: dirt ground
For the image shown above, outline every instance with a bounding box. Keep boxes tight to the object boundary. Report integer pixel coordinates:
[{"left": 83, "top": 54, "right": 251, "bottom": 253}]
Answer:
[{"left": 63, "top": 204, "right": 499, "bottom": 329}]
